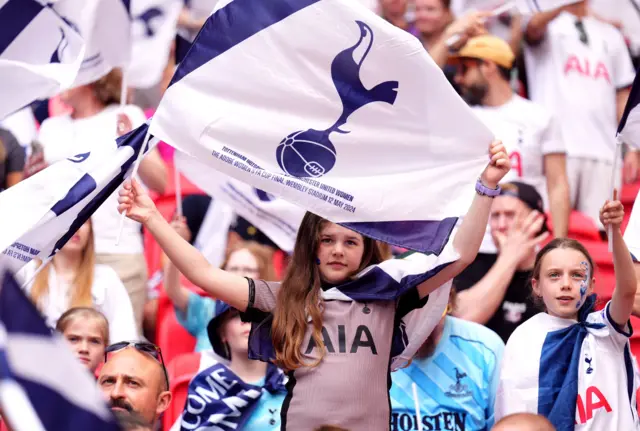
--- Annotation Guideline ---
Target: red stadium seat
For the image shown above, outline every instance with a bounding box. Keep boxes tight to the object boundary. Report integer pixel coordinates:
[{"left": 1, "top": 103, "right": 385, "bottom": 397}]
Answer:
[
  {"left": 163, "top": 352, "right": 202, "bottom": 431},
  {"left": 546, "top": 210, "right": 601, "bottom": 242},
  {"left": 156, "top": 297, "right": 197, "bottom": 367}
]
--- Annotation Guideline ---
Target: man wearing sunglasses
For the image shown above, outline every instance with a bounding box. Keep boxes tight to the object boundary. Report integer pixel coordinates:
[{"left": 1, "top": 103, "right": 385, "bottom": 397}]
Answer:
[
  {"left": 98, "top": 341, "right": 172, "bottom": 428},
  {"left": 523, "top": 1, "right": 636, "bottom": 232},
  {"left": 450, "top": 34, "right": 570, "bottom": 248}
]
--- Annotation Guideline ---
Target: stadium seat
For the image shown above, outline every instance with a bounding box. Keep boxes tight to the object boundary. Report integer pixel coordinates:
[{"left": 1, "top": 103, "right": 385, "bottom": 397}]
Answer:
[
  {"left": 163, "top": 352, "right": 202, "bottom": 431},
  {"left": 156, "top": 296, "right": 197, "bottom": 367},
  {"left": 546, "top": 210, "right": 600, "bottom": 242}
]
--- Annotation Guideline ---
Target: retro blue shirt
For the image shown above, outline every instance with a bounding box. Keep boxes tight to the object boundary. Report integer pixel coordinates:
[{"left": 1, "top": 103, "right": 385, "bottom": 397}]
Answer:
[
  {"left": 243, "top": 377, "right": 286, "bottom": 431},
  {"left": 390, "top": 316, "right": 504, "bottom": 431}
]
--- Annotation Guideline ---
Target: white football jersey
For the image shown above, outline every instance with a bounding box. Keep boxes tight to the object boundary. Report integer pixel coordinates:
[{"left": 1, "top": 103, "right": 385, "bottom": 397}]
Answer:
[
  {"left": 524, "top": 12, "right": 635, "bottom": 162},
  {"left": 472, "top": 94, "right": 565, "bottom": 208},
  {"left": 496, "top": 304, "right": 640, "bottom": 430}
]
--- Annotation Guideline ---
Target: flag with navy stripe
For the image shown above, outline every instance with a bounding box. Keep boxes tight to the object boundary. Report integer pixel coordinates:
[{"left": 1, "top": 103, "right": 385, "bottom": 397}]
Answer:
[
  {"left": 0, "top": 123, "right": 155, "bottom": 273},
  {"left": 0, "top": 268, "right": 119, "bottom": 431},
  {"left": 0, "top": 0, "right": 131, "bottom": 120},
  {"left": 149, "top": 0, "right": 494, "bottom": 256},
  {"left": 617, "top": 69, "right": 640, "bottom": 149}
]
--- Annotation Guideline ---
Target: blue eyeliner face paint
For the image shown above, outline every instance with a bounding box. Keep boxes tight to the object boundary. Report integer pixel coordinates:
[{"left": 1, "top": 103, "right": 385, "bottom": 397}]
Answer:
[{"left": 576, "top": 261, "right": 590, "bottom": 309}]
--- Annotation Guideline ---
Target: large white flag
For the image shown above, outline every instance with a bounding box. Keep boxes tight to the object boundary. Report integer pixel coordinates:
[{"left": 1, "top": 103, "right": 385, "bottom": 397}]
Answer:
[
  {"left": 0, "top": 123, "right": 155, "bottom": 273},
  {"left": 51, "top": 0, "right": 132, "bottom": 87},
  {"left": 150, "top": 0, "right": 493, "bottom": 255},
  {"left": 0, "top": 269, "right": 120, "bottom": 431},
  {"left": 0, "top": 0, "right": 131, "bottom": 120},
  {"left": 176, "top": 151, "right": 304, "bottom": 252},
  {"left": 128, "top": 0, "right": 182, "bottom": 89},
  {"left": 0, "top": 0, "right": 85, "bottom": 120}
]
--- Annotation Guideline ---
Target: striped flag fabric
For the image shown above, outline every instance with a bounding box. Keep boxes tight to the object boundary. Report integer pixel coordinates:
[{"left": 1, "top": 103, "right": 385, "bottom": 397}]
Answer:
[
  {"left": 0, "top": 268, "right": 119, "bottom": 431},
  {"left": 616, "top": 69, "right": 640, "bottom": 150},
  {"left": 149, "top": 0, "right": 493, "bottom": 255},
  {"left": 0, "top": 123, "right": 155, "bottom": 273},
  {"left": 0, "top": 0, "right": 131, "bottom": 120}
]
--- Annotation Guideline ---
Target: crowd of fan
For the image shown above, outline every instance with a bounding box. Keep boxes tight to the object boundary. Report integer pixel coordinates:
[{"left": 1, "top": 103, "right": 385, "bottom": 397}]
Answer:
[{"left": 0, "top": 0, "right": 638, "bottom": 430}]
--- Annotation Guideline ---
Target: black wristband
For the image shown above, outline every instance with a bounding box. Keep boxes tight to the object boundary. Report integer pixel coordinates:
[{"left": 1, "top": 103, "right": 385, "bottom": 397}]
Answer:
[{"left": 245, "top": 277, "right": 255, "bottom": 309}]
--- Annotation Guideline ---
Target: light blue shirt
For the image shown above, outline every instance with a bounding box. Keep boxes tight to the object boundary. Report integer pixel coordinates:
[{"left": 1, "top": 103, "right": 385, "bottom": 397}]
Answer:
[
  {"left": 390, "top": 316, "right": 504, "bottom": 431},
  {"left": 175, "top": 292, "right": 215, "bottom": 352},
  {"left": 243, "top": 377, "right": 286, "bottom": 431}
]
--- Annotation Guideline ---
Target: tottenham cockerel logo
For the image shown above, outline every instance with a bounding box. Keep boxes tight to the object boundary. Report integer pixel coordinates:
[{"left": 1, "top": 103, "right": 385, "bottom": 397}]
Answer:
[{"left": 276, "top": 21, "right": 398, "bottom": 178}]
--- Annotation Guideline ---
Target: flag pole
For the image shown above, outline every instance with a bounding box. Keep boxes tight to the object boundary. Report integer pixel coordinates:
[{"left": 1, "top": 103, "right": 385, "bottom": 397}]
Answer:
[
  {"left": 115, "top": 130, "right": 152, "bottom": 246},
  {"left": 21, "top": 256, "right": 53, "bottom": 289},
  {"left": 609, "top": 136, "right": 622, "bottom": 252},
  {"left": 412, "top": 382, "right": 423, "bottom": 431},
  {"left": 174, "top": 156, "right": 183, "bottom": 217}
]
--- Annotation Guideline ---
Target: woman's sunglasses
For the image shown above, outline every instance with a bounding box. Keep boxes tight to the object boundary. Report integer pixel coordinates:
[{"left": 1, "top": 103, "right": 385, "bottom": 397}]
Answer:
[{"left": 105, "top": 341, "right": 169, "bottom": 390}]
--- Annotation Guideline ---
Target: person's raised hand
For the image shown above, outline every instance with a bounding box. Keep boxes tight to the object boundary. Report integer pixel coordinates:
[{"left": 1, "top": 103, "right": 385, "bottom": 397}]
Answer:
[
  {"left": 117, "top": 179, "right": 157, "bottom": 224},
  {"left": 480, "top": 140, "right": 511, "bottom": 189},
  {"left": 600, "top": 189, "right": 625, "bottom": 229},
  {"left": 494, "top": 210, "right": 549, "bottom": 264}
]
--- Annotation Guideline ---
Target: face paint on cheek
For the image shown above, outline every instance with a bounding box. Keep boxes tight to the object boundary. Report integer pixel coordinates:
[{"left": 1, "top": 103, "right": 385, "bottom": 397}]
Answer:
[{"left": 576, "top": 261, "right": 590, "bottom": 309}]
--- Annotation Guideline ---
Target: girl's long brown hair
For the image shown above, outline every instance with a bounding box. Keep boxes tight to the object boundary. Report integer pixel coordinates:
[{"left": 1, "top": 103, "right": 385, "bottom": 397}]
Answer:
[
  {"left": 31, "top": 222, "right": 96, "bottom": 310},
  {"left": 271, "top": 212, "right": 384, "bottom": 371}
]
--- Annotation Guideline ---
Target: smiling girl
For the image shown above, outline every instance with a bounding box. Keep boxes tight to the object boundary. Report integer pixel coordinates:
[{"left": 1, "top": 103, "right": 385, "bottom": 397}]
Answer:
[
  {"left": 118, "top": 141, "right": 510, "bottom": 430},
  {"left": 495, "top": 192, "right": 640, "bottom": 430}
]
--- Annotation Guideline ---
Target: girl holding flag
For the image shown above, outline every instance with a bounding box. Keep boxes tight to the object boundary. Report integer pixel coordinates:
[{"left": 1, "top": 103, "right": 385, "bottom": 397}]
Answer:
[
  {"left": 118, "top": 140, "right": 511, "bottom": 430},
  {"left": 495, "top": 192, "right": 640, "bottom": 430}
]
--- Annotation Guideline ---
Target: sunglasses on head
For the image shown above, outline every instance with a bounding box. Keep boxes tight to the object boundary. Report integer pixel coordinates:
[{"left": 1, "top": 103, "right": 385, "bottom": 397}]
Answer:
[{"left": 105, "top": 341, "right": 169, "bottom": 390}]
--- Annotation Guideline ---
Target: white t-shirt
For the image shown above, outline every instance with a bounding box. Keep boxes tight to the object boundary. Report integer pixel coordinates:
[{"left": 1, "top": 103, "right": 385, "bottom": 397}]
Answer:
[
  {"left": 524, "top": 12, "right": 635, "bottom": 162},
  {"left": 37, "top": 105, "right": 147, "bottom": 255},
  {"left": 18, "top": 261, "right": 139, "bottom": 343},
  {"left": 496, "top": 304, "right": 639, "bottom": 430},
  {"left": 472, "top": 94, "right": 565, "bottom": 207},
  {"left": 624, "top": 187, "right": 640, "bottom": 260}
]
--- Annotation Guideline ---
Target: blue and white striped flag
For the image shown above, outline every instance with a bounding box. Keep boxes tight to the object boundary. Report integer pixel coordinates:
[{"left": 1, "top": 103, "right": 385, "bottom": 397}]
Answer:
[
  {"left": 0, "top": 268, "right": 119, "bottom": 431},
  {"left": 0, "top": 0, "right": 131, "bottom": 120},
  {"left": 128, "top": 0, "right": 182, "bottom": 88},
  {"left": 0, "top": 123, "right": 155, "bottom": 273},
  {"left": 150, "top": 0, "right": 493, "bottom": 255},
  {"left": 617, "top": 70, "right": 640, "bottom": 150},
  {"left": 43, "top": 0, "right": 132, "bottom": 88},
  {"left": 0, "top": 0, "right": 85, "bottom": 120}
]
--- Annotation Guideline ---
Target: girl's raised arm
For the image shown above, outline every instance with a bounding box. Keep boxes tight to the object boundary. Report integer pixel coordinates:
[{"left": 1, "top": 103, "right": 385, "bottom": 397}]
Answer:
[
  {"left": 604, "top": 190, "right": 637, "bottom": 327},
  {"left": 118, "top": 179, "right": 250, "bottom": 312}
]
